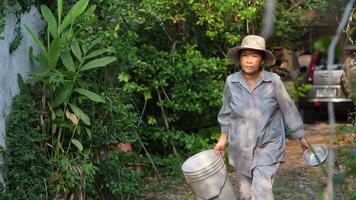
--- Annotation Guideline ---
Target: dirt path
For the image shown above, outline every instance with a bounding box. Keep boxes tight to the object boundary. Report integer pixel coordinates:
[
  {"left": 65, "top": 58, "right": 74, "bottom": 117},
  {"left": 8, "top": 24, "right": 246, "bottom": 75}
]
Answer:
[
  {"left": 227, "top": 123, "right": 329, "bottom": 200},
  {"left": 144, "top": 123, "right": 338, "bottom": 200},
  {"left": 273, "top": 123, "right": 329, "bottom": 200}
]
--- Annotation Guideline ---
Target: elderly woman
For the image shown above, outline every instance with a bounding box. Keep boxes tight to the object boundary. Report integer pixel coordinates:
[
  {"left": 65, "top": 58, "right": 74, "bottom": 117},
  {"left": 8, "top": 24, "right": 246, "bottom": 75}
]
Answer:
[{"left": 214, "top": 35, "right": 309, "bottom": 200}]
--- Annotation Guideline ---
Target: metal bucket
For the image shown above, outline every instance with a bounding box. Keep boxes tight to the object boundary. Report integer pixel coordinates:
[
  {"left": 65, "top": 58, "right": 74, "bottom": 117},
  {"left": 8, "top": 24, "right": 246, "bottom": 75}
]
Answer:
[
  {"left": 181, "top": 149, "right": 237, "bottom": 200},
  {"left": 303, "top": 144, "right": 328, "bottom": 166}
]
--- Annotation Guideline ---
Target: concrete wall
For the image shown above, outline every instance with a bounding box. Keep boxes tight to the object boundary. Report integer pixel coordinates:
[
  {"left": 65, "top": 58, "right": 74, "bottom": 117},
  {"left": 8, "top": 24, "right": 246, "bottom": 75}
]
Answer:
[{"left": 0, "top": 5, "right": 44, "bottom": 182}]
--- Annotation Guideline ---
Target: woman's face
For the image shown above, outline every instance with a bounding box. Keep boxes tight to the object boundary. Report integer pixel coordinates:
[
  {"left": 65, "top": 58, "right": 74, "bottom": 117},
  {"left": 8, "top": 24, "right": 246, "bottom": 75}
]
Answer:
[{"left": 239, "top": 49, "right": 264, "bottom": 75}]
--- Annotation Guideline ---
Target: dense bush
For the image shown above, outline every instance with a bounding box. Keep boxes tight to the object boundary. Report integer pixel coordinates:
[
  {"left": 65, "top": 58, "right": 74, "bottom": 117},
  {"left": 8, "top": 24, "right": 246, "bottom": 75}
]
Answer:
[
  {"left": 88, "top": 88, "right": 139, "bottom": 148},
  {"left": 92, "top": 151, "right": 144, "bottom": 199},
  {"left": 0, "top": 90, "right": 50, "bottom": 199},
  {"left": 87, "top": 0, "right": 328, "bottom": 155},
  {"left": 1, "top": 0, "right": 331, "bottom": 199}
]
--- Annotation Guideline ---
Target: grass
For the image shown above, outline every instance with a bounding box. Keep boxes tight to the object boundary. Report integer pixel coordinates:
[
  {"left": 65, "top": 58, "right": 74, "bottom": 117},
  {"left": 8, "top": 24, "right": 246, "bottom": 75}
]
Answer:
[
  {"left": 274, "top": 168, "right": 325, "bottom": 200},
  {"left": 139, "top": 155, "right": 194, "bottom": 199}
]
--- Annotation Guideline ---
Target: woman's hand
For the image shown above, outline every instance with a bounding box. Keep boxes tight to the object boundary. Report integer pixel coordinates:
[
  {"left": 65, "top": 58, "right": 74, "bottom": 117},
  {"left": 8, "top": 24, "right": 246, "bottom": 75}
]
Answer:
[
  {"left": 298, "top": 136, "right": 309, "bottom": 152},
  {"left": 214, "top": 134, "right": 228, "bottom": 156}
]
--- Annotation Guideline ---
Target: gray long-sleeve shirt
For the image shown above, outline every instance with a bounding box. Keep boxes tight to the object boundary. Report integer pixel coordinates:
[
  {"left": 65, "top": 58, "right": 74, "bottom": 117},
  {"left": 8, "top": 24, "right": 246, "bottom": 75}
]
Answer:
[{"left": 218, "top": 70, "right": 304, "bottom": 177}]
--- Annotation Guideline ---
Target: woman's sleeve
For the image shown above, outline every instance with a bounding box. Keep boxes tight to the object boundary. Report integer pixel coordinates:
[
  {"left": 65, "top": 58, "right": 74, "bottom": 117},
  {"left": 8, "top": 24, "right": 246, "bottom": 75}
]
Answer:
[
  {"left": 217, "top": 77, "right": 232, "bottom": 134},
  {"left": 275, "top": 76, "right": 304, "bottom": 139}
]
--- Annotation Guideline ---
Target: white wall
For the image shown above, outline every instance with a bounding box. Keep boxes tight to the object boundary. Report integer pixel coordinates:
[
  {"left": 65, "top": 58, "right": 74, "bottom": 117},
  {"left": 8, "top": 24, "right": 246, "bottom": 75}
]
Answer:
[{"left": 0, "top": 5, "right": 44, "bottom": 182}]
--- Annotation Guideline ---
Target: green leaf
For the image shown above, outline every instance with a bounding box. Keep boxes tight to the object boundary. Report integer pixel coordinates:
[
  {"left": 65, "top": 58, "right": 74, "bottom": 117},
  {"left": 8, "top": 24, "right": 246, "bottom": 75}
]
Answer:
[
  {"left": 147, "top": 116, "right": 157, "bottom": 125},
  {"left": 30, "top": 48, "right": 48, "bottom": 68},
  {"left": 87, "top": 37, "right": 103, "bottom": 51},
  {"left": 63, "top": 70, "right": 77, "bottom": 78},
  {"left": 84, "top": 127, "right": 92, "bottom": 139},
  {"left": 57, "top": 0, "right": 63, "bottom": 25},
  {"left": 69, "top": 103, "right": 91, "bottom": 125},
  {"left": 71, "top": 42, "right": 82, "bottom": 61},
  {"left": 83, "top": 5, "right": 96, "bottom": 17},
  {"left": 25, "top": 25, "right": 47, "bottom": 56},
  {"left": 71, "top": 139, "right": 83, "bottom": 151},
  {"left": 118, "top": 72, "right": 131, "bottom": 82},
  {"left": 86, "top": 47, "right": 115, "bottom": 59},
  {"left": 41, "top": 5, "right": 58, "bottom": 37},
  {"left": 115, "top": 24, "right": 120, "bottom": 31},
  {"left": 80, "top": 57, "right": 116, "bottom": 71},
  {"left": 17, "top": 74, "right": 26, "bottom": 91},
  {"left": 81, "top": 44, "right": 88, "bottom": 55},
  {"left": 48, "top": 38, "right": 62, "bottom": 69},
  {"left": 59, "top": 0, "right": 89, "bottom": 33},
  {"left": 144, "top": 90, "right": 152, "bottom": 100},
  {"left": 60, "top": 50, "right": 75, "bottom": 72},
  {"left": 73, "top": 88, "right": 105, "bottom": 103},
  {"left": 52, "top": 83, "right": 71, "bottom": 107}
]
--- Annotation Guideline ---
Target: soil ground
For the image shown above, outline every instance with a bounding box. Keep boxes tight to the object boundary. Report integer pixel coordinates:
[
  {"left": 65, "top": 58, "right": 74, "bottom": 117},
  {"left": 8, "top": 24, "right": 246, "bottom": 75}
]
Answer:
[{"left": 142, "top": 122, "right": 354, "bottom": 200}]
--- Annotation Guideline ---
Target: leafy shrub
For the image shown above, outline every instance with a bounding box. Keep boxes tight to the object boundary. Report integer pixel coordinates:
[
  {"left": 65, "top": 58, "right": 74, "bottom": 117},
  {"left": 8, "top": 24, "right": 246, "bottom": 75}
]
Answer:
[
  {"left": 89, "top": 88, "right": 139, "bottom": 148},
  {"left": 0, "top": 0, "right": 332, "bottom": 199},
  {"left": 141, "top": 126, "right": 213, "bottom": 156},
  {"left": 156, "top": 154, "right": 185, "bottom": 178},
  {"left": 0, "top": 90, "right": 50, "bottom": 199},
  {"left": 93, "top": 151, "right": 144, "bottom": 199},
  {"left": 25, "top": 0, "right": 117, "bottom": 197},
  {"left": 334, "top": 148, "right": 356, "bottom": 199}
]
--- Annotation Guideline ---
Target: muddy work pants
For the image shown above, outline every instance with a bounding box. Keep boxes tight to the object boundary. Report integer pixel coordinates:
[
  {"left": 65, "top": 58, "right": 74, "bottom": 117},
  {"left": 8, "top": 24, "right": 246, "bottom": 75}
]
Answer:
[{"left": 237, "top": 163, "right": 279, "bottom": 200}]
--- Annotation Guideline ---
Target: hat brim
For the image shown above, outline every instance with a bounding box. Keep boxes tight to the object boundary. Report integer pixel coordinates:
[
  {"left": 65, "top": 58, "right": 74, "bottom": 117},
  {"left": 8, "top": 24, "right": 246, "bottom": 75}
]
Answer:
[{"left": 227, "top": 46, "right": 276, "bottom": 67}]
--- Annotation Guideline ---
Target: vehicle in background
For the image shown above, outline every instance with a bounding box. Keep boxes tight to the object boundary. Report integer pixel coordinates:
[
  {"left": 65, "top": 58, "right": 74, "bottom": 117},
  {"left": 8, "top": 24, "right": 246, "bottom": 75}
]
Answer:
[{"left": 298, "top": 49, "right": 354, "bottom": 123}]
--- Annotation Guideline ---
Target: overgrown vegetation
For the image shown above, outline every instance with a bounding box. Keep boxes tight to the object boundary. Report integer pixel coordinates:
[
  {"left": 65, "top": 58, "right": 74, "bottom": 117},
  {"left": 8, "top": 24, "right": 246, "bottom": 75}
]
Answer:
[
  {"left": 0, "top": 87, "right": 49, "bottom": 199},
  {"left": 0, "top": 0, "right": 42, "bottom": 50},
  {"left": 0, "top": 0, "right": 336, "bottom": 199},
  {"left": 333, "top": 14, "right": 356, "bottom": 199},
  {"left": 334, "top": 112, "right": 356, "bottom": 199}
]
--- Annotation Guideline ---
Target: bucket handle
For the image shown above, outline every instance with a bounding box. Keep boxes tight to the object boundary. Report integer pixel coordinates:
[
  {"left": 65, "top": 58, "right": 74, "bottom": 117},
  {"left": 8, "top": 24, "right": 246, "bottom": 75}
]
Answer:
[{"left": 193, "top": 170, "right": 228, "bottom": 200}]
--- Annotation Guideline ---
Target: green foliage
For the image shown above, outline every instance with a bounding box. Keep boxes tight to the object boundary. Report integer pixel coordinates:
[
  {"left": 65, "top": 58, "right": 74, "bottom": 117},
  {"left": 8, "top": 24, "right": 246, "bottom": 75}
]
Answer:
[
  {"left": 94, "top": 151, "right": 144, "bottom": 199},
  {"left": 141, "top": 126, "right": 213, "bottom": 156},
  {"left": 120, "top": 44, "right": 225, "bottom": 114},
  {"left": 49, "top": 153, "right": 97, "bottom": 198},
  {"left": 333, "top": 148, "right": 356, "bottom": 199},
  {"left": 90, "top": 88, "right": 139, "bottom": 147},
  {"left": 156, "top": 154, "right": 184, "bottom": 178},
  {"left": 0, "top": 3, "right": 6, "bottom": 40},
  {"left": 25, "top": 0, "right": 116, "bottom": 197},
  {"left": 0, "top": 89, "right": 50, "bottom": 199},
  {"left": 77, "top": 88, "right": 142, "bottom": 199},
  {"left": 313, "top": 36, "right": 342, "bottom": 58},
  {"left": 332, "top": 32, "right": 356, "bottom": 199},
  {"left": 89, "top": 1, "right": 328, "bottom": 145},
  {"left": 4, "top": 0, "right": 333, "bottom": 198},
  {"left": 285, "top": 77, "right": 312, "bottom": 101},
  {"left": 9, "top": 25, "right": 23, "bottom": 53},
  {"left": 1, "top": 1, "right": 39, "bottom": 48},
  {"left": 275, "top": 0, "right": 328, "bottom": 47},
  {"left": 345, "top": 9, "right": 355, "bottom": 44},
  {"left": 334, "top": 111, "right": 356, "bottom": 199},
  {"left": 9, "top": 0, "right": 37, "bottom": 12}
]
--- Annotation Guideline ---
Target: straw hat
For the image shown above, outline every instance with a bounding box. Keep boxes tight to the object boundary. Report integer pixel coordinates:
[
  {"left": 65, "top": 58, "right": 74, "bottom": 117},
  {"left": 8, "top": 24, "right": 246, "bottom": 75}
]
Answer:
[{"left": 227, "top": 35, "right": 276, "bottom": 66}]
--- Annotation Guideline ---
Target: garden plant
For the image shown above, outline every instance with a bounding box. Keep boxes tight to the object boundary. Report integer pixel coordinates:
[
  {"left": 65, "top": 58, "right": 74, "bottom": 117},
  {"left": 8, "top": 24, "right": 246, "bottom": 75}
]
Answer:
[{"left": 2, "top": 0, "right": 355, "bottom": 199}]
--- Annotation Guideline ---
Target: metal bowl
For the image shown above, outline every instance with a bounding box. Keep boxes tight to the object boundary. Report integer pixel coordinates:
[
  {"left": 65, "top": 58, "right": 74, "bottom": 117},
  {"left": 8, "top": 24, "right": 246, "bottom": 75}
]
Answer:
[{"left": 303, "top": 144, "right": 328, "bottom": 166}]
